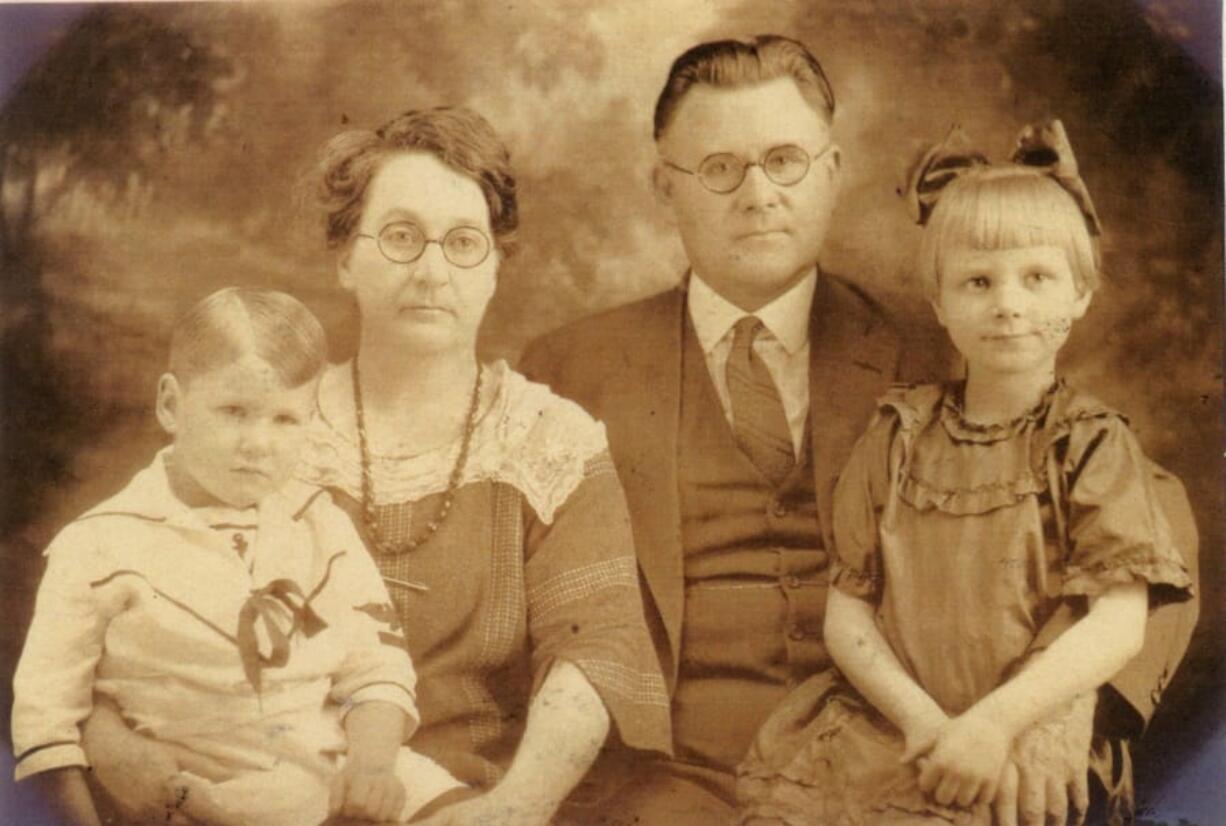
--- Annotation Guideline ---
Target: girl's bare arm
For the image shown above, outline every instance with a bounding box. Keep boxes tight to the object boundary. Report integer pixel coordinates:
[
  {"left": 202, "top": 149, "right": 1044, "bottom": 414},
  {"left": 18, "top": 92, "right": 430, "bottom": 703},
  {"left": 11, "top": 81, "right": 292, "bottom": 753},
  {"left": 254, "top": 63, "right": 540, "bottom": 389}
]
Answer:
[
  {"left": 972, "top": 582, "right": 1146, "bottom": 739},
  {"left": 825, "top": 587, "right": 948, "bottom": 751},
  {"left": 920, "top": 582, "right": 1147, "bottom": 808}
]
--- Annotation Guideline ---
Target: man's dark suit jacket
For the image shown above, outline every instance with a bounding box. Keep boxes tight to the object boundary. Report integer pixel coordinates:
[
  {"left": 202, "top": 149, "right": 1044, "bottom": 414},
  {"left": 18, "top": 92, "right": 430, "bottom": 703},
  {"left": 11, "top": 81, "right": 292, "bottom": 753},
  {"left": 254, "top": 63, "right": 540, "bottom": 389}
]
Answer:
[{"left": 520, "top": 273, "right": 1199, "bottom": 750}]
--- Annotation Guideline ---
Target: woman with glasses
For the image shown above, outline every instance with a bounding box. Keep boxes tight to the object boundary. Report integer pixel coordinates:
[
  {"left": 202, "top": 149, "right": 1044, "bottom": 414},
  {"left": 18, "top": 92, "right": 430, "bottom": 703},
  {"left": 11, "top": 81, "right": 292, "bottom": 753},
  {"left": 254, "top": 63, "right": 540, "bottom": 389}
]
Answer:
[{"left": 81, "top": 107, "right": 670, "bottom": 825}]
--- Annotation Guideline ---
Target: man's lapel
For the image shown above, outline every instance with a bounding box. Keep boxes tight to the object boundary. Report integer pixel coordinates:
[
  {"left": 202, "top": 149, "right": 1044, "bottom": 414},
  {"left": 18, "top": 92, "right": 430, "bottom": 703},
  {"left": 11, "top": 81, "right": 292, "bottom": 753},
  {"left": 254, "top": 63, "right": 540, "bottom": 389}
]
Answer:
[
  {"left": 808, "top": 276, "right": 898, "bottom": 538},
  {"left": 603, "top": 288, "right": 687, "bottom": 685}
]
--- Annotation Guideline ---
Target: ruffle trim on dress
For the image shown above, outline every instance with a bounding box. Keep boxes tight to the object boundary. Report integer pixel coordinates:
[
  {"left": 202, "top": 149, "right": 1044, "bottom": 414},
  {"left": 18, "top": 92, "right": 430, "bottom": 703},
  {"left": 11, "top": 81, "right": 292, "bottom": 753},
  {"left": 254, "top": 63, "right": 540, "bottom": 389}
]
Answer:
[
  {"left": 938, "top": 380, "right": 1065, "bottom": 444},
  {"left": 876, "top": 383, "right": 943, "bottom": 433},
  {"left": 875, "top": 381, "right": 1129, "bottom": 515},
  {"left": 737, "top": 676, "right": 984, "bottom": 826},
  {"left": 1062, "top": 552, "right": 1194, "bottom": 603},
  {"left": 1037, "top": 399, "right": 1130, "bottom": 457},
  {"left": 896, "top": 469, "right": 1048, "bottom": 515},
  {"left": 881, "top": 381, "right": 1123, "bottom": 446},
  {"left": 299, "top": 361, "right": 610, "bottom": 525}
]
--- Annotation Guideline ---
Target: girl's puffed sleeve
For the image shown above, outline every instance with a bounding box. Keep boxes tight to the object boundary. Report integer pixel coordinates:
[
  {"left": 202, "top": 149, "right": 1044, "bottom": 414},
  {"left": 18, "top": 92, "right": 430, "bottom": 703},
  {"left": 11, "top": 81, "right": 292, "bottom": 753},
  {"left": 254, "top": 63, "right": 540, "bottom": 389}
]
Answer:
[
  {"left": 522, "top": 450, "right": 672, "bottom": 756},
  {"left": 829, "top": 408, "right": 900, "bottom": 602},
  {"left": 1060, "top": 416, "right": 1194, "bottom": 605},
  {"left": 12, "top": 523, "right": 108, "bottom": 781}
]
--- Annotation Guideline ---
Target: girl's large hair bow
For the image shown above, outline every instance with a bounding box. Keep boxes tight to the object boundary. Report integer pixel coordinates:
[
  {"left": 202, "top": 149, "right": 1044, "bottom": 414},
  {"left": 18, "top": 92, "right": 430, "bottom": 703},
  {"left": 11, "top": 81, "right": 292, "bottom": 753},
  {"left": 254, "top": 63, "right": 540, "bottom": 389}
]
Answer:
[{"left": 905, "top": 119, "right": 1101, "bottom": 236}]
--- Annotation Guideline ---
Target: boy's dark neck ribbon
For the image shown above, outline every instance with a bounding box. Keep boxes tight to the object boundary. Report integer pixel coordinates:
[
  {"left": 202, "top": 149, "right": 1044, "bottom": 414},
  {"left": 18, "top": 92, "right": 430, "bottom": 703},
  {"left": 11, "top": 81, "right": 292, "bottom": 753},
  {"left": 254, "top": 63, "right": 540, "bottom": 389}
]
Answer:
[{"left": 237, "top": 579, "right": 327, "bottom": 694}]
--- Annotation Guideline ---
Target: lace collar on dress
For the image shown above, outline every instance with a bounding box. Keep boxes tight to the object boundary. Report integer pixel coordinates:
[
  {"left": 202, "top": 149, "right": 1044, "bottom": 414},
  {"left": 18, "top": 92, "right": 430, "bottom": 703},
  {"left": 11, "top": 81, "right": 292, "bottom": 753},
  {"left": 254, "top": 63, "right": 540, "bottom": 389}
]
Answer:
[{"left": 298, "top": 360, "right": 609, "bottom": 525}]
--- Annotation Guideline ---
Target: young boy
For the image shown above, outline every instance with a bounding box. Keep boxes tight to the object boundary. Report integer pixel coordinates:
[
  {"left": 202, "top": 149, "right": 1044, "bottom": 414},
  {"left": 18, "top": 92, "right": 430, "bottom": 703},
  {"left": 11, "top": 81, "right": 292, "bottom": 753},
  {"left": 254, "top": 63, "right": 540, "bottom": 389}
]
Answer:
[{"left": 12, "top": 287, "right": 461, "bottom": 826}]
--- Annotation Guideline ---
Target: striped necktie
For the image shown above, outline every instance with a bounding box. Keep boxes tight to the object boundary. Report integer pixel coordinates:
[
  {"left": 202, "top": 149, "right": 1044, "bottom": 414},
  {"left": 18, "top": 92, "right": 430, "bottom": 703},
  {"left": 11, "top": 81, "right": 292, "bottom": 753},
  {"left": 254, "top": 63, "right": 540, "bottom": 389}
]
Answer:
[{"left": 726, "top": 316, "right": 795, "bottom": 486}]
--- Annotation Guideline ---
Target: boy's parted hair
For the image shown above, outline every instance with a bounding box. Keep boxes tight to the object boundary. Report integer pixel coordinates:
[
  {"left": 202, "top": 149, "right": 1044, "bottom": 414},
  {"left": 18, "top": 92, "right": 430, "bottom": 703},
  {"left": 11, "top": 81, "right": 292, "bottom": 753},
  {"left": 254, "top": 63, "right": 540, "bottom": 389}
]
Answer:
[
  {"left": 917, "top": 166, "right": 1102, "bottom": 299},
  {"left": 169, "top": 287, "right": 328, "bottom": 387},
  {"left": 653, "top": 35, "right": 835, "bottom": 140},
  {"left": 316, "top": 106, "right": 518, "bottom": 257}
]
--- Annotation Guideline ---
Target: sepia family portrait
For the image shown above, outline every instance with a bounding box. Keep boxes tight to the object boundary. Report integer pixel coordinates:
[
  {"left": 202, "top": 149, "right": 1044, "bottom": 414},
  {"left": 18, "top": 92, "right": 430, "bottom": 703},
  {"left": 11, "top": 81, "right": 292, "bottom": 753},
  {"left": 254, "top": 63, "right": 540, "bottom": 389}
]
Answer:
[{"left": 0, "top": 2, "right": 1221, "bottom": 824}]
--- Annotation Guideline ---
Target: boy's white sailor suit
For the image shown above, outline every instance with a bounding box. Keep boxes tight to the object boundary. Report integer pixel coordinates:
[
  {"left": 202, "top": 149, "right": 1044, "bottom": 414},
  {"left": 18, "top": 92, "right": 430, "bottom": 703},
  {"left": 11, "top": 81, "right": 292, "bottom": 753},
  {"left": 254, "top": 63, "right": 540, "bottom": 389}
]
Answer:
[{"left": 12, "top": 449, "right": 461, "bottom": 824}]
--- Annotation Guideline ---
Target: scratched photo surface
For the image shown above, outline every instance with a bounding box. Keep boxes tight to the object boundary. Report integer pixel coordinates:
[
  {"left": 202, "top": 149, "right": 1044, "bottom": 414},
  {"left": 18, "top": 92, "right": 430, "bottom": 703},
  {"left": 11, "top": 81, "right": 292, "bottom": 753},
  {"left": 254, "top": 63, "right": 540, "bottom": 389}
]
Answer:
[{"left": 1, "top": 0, "right": 1221, "bottom": 822}]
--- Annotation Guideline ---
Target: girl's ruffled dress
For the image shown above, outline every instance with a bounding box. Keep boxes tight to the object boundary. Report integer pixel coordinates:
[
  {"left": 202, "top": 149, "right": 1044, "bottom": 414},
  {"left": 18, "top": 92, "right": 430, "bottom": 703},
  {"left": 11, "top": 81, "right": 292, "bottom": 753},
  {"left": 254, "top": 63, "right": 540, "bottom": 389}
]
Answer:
[{"left": 737, "top": 381, "right": 1193, "bottom": 825}]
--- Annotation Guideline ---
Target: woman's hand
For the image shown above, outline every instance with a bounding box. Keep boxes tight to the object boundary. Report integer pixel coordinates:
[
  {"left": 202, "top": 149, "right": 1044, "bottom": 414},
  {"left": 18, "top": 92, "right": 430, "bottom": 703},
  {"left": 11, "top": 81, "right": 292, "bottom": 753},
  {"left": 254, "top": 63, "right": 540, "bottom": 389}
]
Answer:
[
  {"left": 80, "top": 701, "right": 191, "bottom": 823},
  {"left": 916, "top": 710, "right": 1012, "bottom": 808},
  {"left": 31, "top": 768, "right": 103, "bottom": 826},
  {"left": 327, "top": 761, "right": 407, "bottom": 823}
]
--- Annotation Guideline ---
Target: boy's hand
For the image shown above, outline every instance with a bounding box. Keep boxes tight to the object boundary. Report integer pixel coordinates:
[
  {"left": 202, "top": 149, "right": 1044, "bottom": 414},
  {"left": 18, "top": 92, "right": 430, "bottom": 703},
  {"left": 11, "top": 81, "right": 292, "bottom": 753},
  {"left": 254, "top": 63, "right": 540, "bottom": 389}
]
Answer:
[
  {"left": 328, "top": 760, "right": 407, "bottom": 823},
  {"left": 917, "top": 711, "right": 1012, "bottom": 808}
]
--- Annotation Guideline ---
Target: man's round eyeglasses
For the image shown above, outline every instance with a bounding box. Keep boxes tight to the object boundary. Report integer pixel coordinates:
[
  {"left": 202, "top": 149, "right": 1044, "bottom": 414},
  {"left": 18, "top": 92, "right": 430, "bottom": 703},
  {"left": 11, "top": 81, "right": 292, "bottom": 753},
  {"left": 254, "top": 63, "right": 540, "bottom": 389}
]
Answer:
[
  {"left": 662, "top": 144, "right": 833, "bottom": 194},
  {"left": 357, "top": 222, "right": 493, "bottom": 268}
]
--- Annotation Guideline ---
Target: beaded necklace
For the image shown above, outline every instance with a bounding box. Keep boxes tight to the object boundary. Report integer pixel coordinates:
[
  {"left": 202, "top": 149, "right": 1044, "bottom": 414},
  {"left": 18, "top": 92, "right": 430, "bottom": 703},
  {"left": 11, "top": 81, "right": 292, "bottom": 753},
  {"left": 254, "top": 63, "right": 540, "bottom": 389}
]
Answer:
[{"left": 352, "top": 357, "right": 483, "bottom": 554}]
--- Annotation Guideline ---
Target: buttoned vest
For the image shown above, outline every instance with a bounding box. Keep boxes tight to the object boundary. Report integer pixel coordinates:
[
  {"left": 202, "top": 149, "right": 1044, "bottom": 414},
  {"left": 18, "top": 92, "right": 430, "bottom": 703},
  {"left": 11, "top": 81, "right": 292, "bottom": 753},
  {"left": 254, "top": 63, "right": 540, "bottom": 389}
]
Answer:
[{"left": 671, "top": 316, "right": 832, "bottom": 771}]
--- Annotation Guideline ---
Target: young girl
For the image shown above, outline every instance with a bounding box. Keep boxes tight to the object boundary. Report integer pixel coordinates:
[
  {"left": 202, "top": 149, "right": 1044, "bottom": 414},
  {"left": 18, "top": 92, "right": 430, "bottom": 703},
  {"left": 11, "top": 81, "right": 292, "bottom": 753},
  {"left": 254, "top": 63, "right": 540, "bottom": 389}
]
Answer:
[{"left": 737, "top": 121, "right": 1193, "bottom": 825}]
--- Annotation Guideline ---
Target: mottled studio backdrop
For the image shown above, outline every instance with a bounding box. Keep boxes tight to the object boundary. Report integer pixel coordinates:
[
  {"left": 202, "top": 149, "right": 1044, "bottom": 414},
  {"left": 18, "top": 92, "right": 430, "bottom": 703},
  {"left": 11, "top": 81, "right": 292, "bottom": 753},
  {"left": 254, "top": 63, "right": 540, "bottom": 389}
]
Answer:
[{"left": 0, "top": 1, "right": 1221, "bottom": 822}]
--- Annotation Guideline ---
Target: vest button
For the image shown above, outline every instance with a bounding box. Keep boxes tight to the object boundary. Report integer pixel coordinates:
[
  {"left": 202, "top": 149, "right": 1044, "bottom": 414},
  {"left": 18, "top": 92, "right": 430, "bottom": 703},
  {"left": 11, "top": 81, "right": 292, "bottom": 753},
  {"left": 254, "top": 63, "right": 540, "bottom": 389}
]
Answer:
[
  {"left": 785, "top": 575, "right": 802, "bottom": 589},
  {"left": 771, "top": 498, "right": 790, "bottom": 518},
  {"left": 788, "top": 623, "right": 808, "bottom": 641}
]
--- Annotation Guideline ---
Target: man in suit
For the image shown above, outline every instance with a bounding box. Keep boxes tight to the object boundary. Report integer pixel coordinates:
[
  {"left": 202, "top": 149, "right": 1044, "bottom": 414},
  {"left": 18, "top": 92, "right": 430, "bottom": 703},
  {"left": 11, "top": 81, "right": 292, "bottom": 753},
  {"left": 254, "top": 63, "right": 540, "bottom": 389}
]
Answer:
[{"left": 522, "top": 35, "right": 1198, "bottom": 825}]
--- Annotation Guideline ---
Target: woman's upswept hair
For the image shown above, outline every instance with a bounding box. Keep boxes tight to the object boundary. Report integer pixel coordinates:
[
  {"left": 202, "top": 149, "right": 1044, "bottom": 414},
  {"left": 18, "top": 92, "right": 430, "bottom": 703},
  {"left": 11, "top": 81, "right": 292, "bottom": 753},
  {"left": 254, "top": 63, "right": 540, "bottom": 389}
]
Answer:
[
  {"left": 316, "top": 106, "right": 518, "bottom": 257},
  {"left": 917, "top": 166, "right": 1101, "bottom": 299},
  {"left": 169, "top": 287, "right": 328, "bottom": 388},
  {"left": 653, "top": 35, "right": 835, "bottom": 140}
]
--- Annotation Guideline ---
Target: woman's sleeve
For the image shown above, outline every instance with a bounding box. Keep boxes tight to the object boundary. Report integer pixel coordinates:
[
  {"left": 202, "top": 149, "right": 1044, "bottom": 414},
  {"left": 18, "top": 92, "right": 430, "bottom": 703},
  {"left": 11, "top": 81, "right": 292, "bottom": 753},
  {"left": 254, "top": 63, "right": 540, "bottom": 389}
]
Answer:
[
  {"left": 522, "top": 451, "right": 672, "bottom": 756},
  {"left": 1061, "top": 418, "right": 1194, "bottom": 605},
  {"left": 829, "top": 410, "right": 897, "bottom": 601},
  {"left": 12, "top": 525, "right": 107, "bottom": 780}
]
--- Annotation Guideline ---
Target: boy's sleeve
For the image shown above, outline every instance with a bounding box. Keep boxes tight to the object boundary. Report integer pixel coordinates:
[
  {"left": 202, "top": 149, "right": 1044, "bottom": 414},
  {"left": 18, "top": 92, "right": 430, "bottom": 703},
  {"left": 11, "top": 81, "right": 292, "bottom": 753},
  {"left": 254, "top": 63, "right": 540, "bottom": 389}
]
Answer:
[
  {"left": 310, "top": 501, "right": 419, "bottom": 729},
  {"left": 12, "top": 525, "right": 107, "bottom": 780}
]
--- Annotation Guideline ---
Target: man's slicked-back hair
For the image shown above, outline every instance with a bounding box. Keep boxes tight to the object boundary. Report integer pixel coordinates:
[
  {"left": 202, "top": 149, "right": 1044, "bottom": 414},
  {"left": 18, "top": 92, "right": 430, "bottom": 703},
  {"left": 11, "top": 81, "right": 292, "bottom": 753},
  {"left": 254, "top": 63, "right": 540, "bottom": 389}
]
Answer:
[
  {"left": 169, "top": 287, "right": 329, "bottom": 388},
  {"left": 653, "top": 35, "right": 835, "bottom": 140}
]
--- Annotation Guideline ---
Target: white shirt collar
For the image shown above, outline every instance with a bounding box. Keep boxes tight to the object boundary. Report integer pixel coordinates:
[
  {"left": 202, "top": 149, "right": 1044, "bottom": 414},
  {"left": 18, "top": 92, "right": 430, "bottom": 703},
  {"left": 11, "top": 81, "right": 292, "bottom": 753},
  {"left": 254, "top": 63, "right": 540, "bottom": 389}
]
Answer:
[
  {"left": 687, "top": 268, "right": 817, "bottom": 356},
  {"left": 82, "top": 447, "right": 318, "bottom": 529}
]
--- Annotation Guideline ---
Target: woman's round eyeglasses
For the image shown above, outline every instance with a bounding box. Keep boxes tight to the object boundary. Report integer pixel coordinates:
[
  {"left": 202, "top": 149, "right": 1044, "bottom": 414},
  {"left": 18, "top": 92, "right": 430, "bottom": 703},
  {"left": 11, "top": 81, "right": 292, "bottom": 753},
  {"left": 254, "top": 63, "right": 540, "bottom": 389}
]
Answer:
[
  {"left": 662, "top": 143, "right": 833, "bottom": 194},
  {"left": 357, "top": 222, "right": 493, "bottom": 268}
]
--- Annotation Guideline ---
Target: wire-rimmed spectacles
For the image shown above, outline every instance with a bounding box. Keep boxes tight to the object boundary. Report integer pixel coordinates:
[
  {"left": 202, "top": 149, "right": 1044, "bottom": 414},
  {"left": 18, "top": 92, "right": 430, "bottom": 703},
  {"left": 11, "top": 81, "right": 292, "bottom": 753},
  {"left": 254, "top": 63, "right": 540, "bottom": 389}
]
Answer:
[
  {"left": 662, "top": 143, "right": 833, "bottom": 194},
  {"left": 357, "top": 221, "right": 493, "bottom": 268}
]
